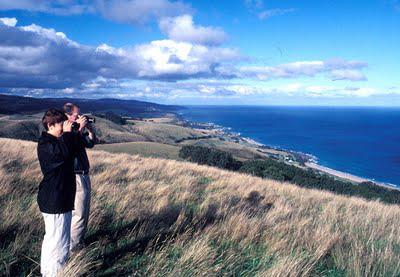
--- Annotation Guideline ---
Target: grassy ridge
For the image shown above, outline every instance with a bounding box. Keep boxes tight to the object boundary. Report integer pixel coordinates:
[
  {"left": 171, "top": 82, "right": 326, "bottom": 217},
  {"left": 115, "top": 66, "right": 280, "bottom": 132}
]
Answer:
[
  {"left": 96, "top": 141, "right": 181, "bottom": 160},
  {"left": 130, "top": 120, "right": 208, "bottom": 145},
  {"left": 1, "top": 138, "right": 400, "bottom": 276}
]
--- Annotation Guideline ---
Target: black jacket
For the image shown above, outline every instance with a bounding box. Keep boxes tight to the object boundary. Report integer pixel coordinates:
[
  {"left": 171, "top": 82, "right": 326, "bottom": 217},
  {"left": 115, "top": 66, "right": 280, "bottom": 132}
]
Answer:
[
  {"left": 37, "top": 131, "right": 77, "bottom": 214},
  {"left": 73, "top": 128, "right": 95, "bottom": 172}
]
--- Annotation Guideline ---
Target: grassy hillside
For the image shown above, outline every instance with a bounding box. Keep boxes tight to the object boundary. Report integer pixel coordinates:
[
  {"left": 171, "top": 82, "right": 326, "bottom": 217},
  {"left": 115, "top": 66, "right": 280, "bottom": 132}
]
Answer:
[
  {"left": 130, "top": 120, "right": 209, "bottom": 145},
  {"left": 1, "top": 138, "right": 400, "bottom": 276},
  {"left": 0, "top": 114, "right": 147, "bottom": 144},
  {"left": 96, "top": 141, "right": 181, "bottom": 160},
  {"left": 0, "top": 114, "right": 41, "bottom": 141},
  {"left": 91, "top": 117, "right": 146, "bottom": 144}
]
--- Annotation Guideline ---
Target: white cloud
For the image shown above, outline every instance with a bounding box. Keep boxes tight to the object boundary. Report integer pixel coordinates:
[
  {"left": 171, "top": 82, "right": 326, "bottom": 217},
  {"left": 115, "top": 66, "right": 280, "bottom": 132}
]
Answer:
[
  {"left": 20, "top": 23, "right": 75, "bottom": 44},
  {"left": 343, "top": 87, "right": 378, "bottom": 97},
  {"left": 0, "top": 17, "right": 379, "bottom": 101},
  {"left": 159, "top": 14, "right": 228, "bottom": 46},
  {"left": 0, "top": 17, "right": 17, "bottom": 26},
  {"left": 5, "top": 77, "right": 398, "bottom": 101},
  {"left": 160, "top": 82, "right": 393, "bottom": 99},
  {"left": 274, "top": 84, "right": 383, "bottom": 98},
  {"left": 238, "top": 59, "right": 367, "bottom": 81},
  {"left": 0, "top": 20, "right": 241, "bottom": 90},
  {"left": 330, "top": 69, "right": 367, "bottom": 81},
  {"left": 97, "top": 39, "right": 241, "bottom": 79},
  {"left": 0, "top": 1, "right": 227, "bottom": 47}
]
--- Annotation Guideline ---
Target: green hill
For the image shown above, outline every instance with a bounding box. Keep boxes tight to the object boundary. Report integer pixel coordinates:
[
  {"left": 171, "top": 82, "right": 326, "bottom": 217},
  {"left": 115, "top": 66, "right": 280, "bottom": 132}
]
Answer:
[{"left": 0, "top": 114, "right": 41, "bottom": 141}]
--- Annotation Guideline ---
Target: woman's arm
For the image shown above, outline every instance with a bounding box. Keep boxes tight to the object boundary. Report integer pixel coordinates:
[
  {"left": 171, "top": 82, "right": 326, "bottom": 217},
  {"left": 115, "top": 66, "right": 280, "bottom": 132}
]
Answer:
[
  {"left": 37, "top": 142, "right": 66, "bottom": 174},
  {"left": 62, "top": 131, "right": 77, "bottom": 152}
]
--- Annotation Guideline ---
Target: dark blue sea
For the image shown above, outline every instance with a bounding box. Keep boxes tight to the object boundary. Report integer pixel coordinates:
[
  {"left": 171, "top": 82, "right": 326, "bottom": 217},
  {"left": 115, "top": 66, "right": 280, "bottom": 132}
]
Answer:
[{"left": 178, "top": 106, "right": 400, "bottom": 187}]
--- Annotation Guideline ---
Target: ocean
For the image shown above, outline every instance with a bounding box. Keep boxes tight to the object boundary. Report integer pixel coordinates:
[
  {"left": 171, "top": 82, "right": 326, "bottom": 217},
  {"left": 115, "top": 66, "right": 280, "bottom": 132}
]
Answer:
[{"left": 177, "top": 105, "right": 400, "bottom": 187}]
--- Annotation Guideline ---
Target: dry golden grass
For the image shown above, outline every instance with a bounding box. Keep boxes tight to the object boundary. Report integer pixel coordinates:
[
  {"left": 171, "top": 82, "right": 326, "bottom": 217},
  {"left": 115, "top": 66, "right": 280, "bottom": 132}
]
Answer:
[
  {"left": 95, "top": 141, "right": 181, "bottom": 160},
  {"left": 1, "top": 137, "right": 400, "bottom": 276},
  {"left": 130, "top": 120, "right": 206, "bottom": 144}
]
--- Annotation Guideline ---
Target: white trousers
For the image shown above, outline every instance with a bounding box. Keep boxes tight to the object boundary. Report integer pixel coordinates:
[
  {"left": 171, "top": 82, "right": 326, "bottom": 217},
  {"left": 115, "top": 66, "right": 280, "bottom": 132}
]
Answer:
[
  {"left": 40, "top": 212, "right": 72, "bottom": 277},
  {"left": 70, "top": 174, "right": 91, "bottom": 251}
]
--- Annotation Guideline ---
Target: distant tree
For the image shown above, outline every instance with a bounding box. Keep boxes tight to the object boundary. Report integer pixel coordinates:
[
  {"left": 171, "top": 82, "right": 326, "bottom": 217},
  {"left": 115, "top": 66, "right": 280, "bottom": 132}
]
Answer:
[
  {"left": 179, "top": 145, "right": 242, "bottom": 170},
  {"left": 94, "top": 112, "right": 126, "bottom": 125}
]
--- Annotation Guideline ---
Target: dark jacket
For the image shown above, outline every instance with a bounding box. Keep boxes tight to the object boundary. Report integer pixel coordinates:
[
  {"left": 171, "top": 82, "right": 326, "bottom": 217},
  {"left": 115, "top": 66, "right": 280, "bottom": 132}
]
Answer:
[
  {"left": 72, "top": 127, "right": 95, "bottom": 172},
  {"left": 37, "top": 131, "right": 77, "bottom": 214}
]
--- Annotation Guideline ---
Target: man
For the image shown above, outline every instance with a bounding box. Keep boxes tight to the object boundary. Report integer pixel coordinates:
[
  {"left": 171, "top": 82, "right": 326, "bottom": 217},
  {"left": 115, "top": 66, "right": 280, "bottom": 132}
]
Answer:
[
  {"left": 37, "top": 108, "right": 76, "bottom": 276},
  {"left": 63, "top": 103, "right": 96, "bottom": 251}
]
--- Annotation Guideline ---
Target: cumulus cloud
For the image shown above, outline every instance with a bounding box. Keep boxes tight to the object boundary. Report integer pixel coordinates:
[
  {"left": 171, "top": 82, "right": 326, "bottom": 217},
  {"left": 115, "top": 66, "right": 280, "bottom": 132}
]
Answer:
[
  {"left": 0, "top": 21, "right": 126, "bottom": 88},
  {"left": 0, "top": 17, "right": 17, "bottom": 26},
  {"left": 158, "top": 14, "right": 228, "bottom": 45},
  {"left": 0, "top": 17, "right": 373, "bottom": 101},
  {"left": 0, "top": 19, "right": 241, "bottom": 90},
  {"left": 238, "top": 59, "right": 367, "bottom": 81},
  {"left": 97, "top": 40, "right": 241, "bottom": 80},
  {"left": 0, "top": 1, "right": 226, "bottom": 46}
]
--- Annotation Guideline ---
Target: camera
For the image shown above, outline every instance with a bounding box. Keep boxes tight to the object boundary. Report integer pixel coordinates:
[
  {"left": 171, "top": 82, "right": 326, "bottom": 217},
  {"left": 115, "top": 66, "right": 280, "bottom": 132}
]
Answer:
[
  {"left": 86, "top": 116, "right": 96, "bottom": 124},
  {"left": 72, "top": 115, "right": 95, "bottom": 131}
]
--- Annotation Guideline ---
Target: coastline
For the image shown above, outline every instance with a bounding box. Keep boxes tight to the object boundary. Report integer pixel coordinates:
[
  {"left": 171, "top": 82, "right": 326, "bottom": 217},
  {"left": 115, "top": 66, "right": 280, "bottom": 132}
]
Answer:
[
  {"left": 173, "top": 111, "right": 399, "bottom": 191},
  {"left": 304, "top": 162, "right": 399, "bottom": 191}
]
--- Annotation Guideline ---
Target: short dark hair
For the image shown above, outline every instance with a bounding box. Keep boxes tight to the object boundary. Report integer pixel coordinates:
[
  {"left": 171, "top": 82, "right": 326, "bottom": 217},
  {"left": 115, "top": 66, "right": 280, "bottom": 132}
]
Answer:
[
  {"left": 42, "top": 108, "right": 67, "bottom": 130},
  {"left": 63, "top": 102, "right": 79, "bottom": 115}
]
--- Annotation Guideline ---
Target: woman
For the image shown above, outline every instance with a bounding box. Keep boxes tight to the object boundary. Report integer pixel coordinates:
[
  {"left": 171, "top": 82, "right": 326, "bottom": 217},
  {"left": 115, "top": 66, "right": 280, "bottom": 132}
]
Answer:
[{"left": 37, "top": 108, "right": 76, "bottom": 277}]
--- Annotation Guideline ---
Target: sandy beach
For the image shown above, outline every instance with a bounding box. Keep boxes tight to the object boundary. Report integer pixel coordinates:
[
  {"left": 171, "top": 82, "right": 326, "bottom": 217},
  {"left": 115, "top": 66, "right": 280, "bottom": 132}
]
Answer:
[{"left": 305, "top": 162, "right": 399, "bottom": 191}]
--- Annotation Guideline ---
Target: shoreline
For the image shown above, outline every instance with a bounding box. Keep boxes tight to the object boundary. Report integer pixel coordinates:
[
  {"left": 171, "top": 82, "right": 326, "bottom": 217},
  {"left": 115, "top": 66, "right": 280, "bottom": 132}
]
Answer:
[
  {"left": 305, "top": 162, "right": 399, "bottom": 191},
  {"left": 173, "top": 112, "right": 399, "bottom": 191}
]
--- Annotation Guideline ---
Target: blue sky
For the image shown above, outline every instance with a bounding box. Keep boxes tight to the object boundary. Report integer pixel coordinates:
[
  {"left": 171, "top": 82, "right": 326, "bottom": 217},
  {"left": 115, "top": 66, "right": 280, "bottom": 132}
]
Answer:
[{"left": 0, "top": 0, "right": 399, "bottom": 106}]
